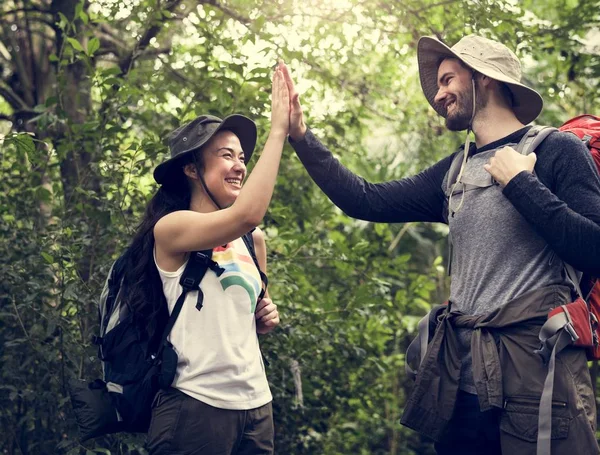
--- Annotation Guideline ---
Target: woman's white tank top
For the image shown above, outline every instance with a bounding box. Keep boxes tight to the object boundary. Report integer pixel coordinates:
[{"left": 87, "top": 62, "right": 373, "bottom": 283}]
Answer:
[{"left": 154, "top": 237, "right": 272, "bottom": 410}]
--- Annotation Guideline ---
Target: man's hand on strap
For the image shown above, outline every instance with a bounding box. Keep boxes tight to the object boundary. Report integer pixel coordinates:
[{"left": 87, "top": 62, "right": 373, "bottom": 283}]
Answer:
[{"left": 484, "top": 146, "right": 537, "bottom": 187}]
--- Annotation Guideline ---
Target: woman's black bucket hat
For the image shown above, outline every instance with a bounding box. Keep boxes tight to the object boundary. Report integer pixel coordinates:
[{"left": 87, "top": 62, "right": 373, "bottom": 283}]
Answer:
[{"left": 154, "top": 114, "right": 257, "bottom": 185}]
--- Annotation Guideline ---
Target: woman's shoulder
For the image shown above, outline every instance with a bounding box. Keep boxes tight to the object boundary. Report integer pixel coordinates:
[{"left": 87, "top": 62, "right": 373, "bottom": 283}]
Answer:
[{"left": 251, "top": 227, "right": 265, "bottom": 242}]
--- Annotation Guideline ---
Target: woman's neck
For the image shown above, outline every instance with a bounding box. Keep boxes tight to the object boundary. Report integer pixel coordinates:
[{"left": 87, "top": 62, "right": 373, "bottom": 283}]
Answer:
[{"left": 189, "top": 190, "right": 219, "bottom": 213}]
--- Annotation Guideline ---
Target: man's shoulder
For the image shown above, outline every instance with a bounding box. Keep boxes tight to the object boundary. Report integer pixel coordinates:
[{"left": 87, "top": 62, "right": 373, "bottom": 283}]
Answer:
[
  {"left": 534, "top": 128, "right": 600, "bottom": 185},
  {"left": 537, "top": 129, "right": 587, "bottom": 153}
]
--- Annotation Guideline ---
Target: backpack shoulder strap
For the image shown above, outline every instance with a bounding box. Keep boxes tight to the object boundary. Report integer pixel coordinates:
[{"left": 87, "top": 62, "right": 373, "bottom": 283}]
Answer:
[
  {"left": 515, "top": 126, "right": 557, "bottom": 156},
  {"left": 516, "top": 127, "right": 588, "bottom": 300},
  {"left": 564, "top": 263, "right": 584, "bottom": 301},
  {"left": 155, "top": 249, "right": 223, "bottom": 356},
  {"left": 99, "top": 249, "right": 131, "bottom": 336},
  {"left": 242, "top": 230, "right": 268, "bottom": 302},
  {"left": 445, "top": 148, "right": 465, "bottom": 196}
]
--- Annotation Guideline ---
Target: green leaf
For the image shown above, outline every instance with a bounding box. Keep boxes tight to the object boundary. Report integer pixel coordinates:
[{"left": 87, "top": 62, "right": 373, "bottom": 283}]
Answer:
[
  {"left": 11, "top": 133, "right": 35, "bottom": 157},
  {"left": 87, "top": 37, "right": 100, "bottom": 56},
  {"left": 66, "top": 37, "right": 84, "bottom": 53},
  {"left": 35, "top": 187, "right": 52, "bottom": 203},
  {"left": 57, "top": 12, "right": 69, "bottom": 30},
  {"left": 230, "top": 63, "right": 245, "bottom": 76},
  {"left": 45, "top": 96, "right": 58, "bottom": 107},
  {"left": 41, "top": 252, "right": 54, "bottom": 264},
  {"left": 93, "top": 449, "right": 112, "bottom": 455},
  {"left": 101, "top": 67, "right": 122, "bottom": 77}
]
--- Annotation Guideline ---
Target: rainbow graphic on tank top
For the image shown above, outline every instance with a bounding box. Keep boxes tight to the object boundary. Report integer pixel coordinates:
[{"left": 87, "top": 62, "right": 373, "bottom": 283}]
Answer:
[{"left": 212, "top": 241, "right": 262, "bottom": 313}]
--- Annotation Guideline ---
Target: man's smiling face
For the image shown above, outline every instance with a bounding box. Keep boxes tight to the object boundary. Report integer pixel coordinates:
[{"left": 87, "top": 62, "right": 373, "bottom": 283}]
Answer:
[{"left": 434, "top": 58, "right": 477, "bottom": 132}]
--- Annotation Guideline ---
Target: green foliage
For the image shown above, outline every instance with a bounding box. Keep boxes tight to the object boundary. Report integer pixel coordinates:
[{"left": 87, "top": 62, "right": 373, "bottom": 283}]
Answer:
[{"left": 0, "top": 0, "right": 599, "bottom": 454}]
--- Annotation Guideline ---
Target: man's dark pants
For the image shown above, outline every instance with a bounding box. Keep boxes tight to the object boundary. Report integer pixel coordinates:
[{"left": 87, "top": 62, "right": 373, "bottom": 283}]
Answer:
[
  {"left": 434, "top": 390, "right": 502, "bottom": 455},
  {"left": 146, "top": 387, "right": 274, "bottom": 455}
]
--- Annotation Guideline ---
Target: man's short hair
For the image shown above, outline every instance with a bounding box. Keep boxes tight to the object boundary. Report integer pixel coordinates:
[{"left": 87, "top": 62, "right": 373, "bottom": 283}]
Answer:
[{"left": 498, "top": 82, "right": 514, "bottom": 108}]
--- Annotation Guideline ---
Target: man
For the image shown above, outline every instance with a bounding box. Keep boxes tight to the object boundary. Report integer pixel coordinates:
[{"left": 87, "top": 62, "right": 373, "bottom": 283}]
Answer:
[{"left": 281, "top": 35, "right": 600, "bottom": 454}]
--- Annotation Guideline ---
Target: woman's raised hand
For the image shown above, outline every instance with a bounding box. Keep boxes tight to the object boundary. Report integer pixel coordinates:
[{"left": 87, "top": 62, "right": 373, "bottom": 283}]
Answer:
[{"left": 270, "top": 64, "right": 290, "bottom": 137}]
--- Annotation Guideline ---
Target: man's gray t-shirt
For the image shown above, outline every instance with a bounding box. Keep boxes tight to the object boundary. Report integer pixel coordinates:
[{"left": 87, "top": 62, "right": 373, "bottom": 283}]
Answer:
[{"left": 446, "top": 144, "right": 570, "bottom": 392}]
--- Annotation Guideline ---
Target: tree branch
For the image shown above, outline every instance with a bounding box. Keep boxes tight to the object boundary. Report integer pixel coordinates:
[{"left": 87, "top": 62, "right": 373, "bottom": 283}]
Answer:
[
  {"left": 118, "top": 0, "right": 183, "bottom": 75},
  {"left": 97, "top": 23, "right": 129, "bottom": 48},
  {"left": 137, "top": 46, "right": 171, "bottom": 59},
  {"left": 0, "top": 113, "right": 13, "bottom": 122},
  {"left": 0, "top": 82, "right": 30, "bottom": 111},
  {"left": 0, "top": 7, "right": 52, "bottom": 18},
  {"left": 23, "top": 0, "right": 40, "bottom": 106},
  {"left": 202, "top": 0, "right": 251, "bottom": 25},
  {"left": 0, "top": 4, "right": 55, "bottom": 28},
  {"left": 411, "top": 0, "right": 461, "bottom": 14},
  {"left": 94, "top": 31, "right": 124, "bottom": 57}
]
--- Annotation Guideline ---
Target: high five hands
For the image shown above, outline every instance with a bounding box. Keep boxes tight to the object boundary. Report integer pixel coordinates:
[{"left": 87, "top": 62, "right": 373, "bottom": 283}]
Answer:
[{"left": 278, "top": 61, "right": 307, "bottom": 141}]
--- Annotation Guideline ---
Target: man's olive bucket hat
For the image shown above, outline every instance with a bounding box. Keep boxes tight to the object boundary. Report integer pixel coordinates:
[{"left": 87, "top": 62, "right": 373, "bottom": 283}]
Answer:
[
  {"left": 417, "top": 34, "right": 543, "bottom": 125},
  {"left": 154, "top": 114, "right": 257, "bottom": 185}
]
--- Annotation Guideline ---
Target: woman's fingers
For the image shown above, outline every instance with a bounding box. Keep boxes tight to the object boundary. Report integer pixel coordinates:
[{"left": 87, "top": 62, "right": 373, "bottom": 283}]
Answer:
[
  {"left": 271, "top": 69, "right": 289, "bottom": 133},
  {"left": 280, "top": 61, "right": 297, "bottom": 98},
  {"left": 255, "top": 298, "right": 277, "bottom": 320},
  {"left": 280, "top": 68, "right": 290, "bottom": 105}
]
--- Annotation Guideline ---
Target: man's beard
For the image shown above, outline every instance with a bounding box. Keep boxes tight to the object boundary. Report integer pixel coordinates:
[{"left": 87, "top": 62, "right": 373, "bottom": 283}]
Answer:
[{"left": 444, "top": 83, "right": 488, "bottom": 131}]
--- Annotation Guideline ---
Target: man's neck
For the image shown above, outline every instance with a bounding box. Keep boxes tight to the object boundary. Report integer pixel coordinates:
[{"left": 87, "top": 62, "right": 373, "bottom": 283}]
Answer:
[{"left": 472, "top": 106, "right": 526, "bottom": 148}]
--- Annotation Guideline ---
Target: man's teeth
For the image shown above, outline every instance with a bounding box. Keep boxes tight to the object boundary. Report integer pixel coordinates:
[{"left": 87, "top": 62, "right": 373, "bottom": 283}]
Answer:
[{"left": 225, "top": 179, "right": 241, "bottom": 185}]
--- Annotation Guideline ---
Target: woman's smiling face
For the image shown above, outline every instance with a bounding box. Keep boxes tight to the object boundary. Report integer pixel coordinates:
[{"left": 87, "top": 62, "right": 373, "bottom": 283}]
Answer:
[{"left": 200, "top": 130, "right": 247, "bottom": 207}]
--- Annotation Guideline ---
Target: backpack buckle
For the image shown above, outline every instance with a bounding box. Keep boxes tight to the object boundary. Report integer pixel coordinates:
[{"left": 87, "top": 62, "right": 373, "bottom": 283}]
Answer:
[
  {"left": 582, "top": 134, "right": 592, "bottom": 147},
  {"left": 564, "top": 322, "right": 579, "bottom": 343},
  {"left": 210, "top": 263, "right": 225, "bottom": 277},
  {"left": 182, "top": 277, "right": 195, "bottom": 288},
  {"left": 91, "top": 335, "right": 103, "bottom": 345},
  {"left": 194, "top": 252, "right": 210, "bottom": 263}
]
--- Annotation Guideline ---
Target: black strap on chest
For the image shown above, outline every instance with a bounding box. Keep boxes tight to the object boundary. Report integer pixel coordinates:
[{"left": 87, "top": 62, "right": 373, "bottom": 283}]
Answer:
[
  {"left": 242, "top": 231, "right": 269, "bottom": 302},
  {"left": 155, "top": 249, "right": 223, "bottom": 357}
]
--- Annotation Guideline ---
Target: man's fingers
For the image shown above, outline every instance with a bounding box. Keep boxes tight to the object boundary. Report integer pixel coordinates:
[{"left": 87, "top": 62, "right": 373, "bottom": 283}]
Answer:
[
  {"left": 528, "top": 152, "right": 537, "bottom": 166},
  {"left": 291, "top": 92, "right": 301, "bottom": 110}
]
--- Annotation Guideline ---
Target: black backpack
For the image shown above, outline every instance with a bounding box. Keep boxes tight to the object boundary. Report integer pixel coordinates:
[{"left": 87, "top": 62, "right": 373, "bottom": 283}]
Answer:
[{"left": 70, "top": 232, "right": 267, "bottom": 441}]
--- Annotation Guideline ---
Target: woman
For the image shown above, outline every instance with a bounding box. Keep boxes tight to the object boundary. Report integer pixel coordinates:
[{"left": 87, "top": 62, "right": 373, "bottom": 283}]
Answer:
[{"left": 122, "top": 65, "right": 289, "bottom": 454}]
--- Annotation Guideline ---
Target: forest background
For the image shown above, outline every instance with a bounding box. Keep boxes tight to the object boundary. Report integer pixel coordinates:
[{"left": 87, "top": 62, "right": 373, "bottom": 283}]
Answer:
[{"left": 1, "top": 0, "right": 599, "bottom": 453}]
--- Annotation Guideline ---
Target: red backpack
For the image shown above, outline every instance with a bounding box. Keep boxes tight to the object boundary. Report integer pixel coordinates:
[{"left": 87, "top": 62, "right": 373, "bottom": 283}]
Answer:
[
  {"left": 529, "top": 115, "right": 600, "bottom": 361},
  {"left": 500, "top": 115, "right": 600, "bottom": 455}
]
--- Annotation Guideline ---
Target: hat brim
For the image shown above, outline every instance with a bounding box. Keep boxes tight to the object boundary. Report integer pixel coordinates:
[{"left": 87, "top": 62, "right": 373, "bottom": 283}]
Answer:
[
  {"left": 417, "top": 36, "right": 543, "bottom": 125},
  {"left": 154, "top": 114, "right": 257, "bottom": 185}
]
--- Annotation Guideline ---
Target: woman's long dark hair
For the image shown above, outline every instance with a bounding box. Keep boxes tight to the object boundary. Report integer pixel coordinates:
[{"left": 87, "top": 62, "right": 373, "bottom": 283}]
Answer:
[{"left": 122, "top": 151, "right": 203, "bottom": 344}]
